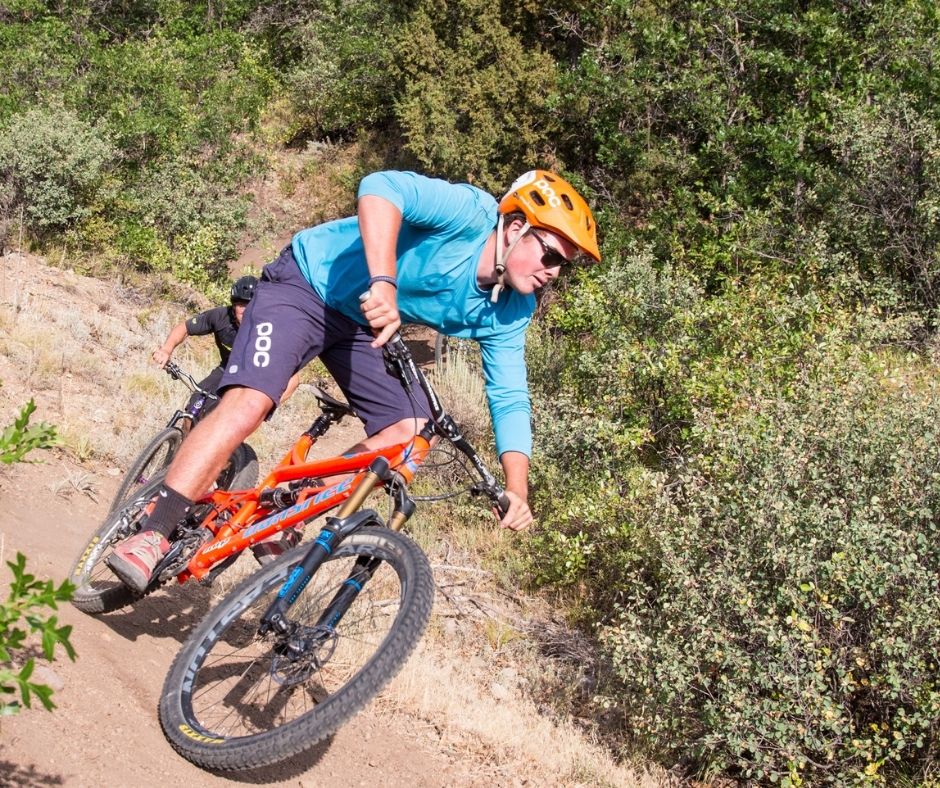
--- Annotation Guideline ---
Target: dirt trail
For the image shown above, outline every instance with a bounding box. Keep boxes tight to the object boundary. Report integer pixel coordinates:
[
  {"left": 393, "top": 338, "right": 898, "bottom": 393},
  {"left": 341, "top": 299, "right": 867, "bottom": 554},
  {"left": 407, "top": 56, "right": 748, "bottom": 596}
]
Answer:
[
  {"left": 0, "top": 252, "right": 663, "bottom": 788},
  {"left": 0, "top": 457, "right": 481, "bottom": 787}
]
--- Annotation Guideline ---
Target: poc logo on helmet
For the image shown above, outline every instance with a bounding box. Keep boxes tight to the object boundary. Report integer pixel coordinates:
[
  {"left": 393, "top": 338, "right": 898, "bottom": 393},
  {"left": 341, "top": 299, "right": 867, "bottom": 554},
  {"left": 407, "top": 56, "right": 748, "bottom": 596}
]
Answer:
[
  {"left": 507, "top": 171, "right": 562, "bottom": 209},
  {"left": 533, "top": 179, "right": 562, "bottom": 208}
]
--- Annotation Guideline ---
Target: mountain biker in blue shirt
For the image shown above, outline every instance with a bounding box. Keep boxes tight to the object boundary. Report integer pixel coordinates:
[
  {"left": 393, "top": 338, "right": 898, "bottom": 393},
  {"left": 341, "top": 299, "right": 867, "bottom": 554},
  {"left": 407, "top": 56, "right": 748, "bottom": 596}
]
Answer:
[{"left": 106, "top": 169, "right": 602, "bottom": 594}]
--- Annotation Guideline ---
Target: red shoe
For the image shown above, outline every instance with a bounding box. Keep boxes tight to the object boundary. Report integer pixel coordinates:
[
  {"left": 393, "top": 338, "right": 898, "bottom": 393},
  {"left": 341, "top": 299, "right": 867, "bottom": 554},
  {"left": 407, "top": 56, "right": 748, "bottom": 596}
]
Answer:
[{"left": 106, "top": 530, "right": 170, "bottom": 593}]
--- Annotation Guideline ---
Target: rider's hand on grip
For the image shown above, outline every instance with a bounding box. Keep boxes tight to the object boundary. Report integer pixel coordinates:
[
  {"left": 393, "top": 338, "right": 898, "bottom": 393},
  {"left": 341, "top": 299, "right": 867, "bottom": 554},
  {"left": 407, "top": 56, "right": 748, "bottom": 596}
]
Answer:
[
  {"left": 496, "top": 490, "right": 532, "bottom": 531},
  {"left": 359, "top": 287, "right": 401, "bottom": 348}
]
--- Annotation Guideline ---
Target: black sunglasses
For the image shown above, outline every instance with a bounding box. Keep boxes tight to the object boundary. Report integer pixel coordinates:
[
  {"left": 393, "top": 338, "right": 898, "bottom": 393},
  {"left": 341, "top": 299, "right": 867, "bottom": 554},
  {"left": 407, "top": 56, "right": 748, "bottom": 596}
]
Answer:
[{"left": 529, "top": 230, "right": 573, "bottom": 268}]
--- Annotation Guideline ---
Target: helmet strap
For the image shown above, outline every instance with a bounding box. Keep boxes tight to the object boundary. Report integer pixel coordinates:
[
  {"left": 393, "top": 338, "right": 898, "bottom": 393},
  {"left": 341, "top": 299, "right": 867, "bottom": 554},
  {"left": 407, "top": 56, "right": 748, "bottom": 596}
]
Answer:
[{"left": 490, "top": 216, "right": 530, "bottom": 303}]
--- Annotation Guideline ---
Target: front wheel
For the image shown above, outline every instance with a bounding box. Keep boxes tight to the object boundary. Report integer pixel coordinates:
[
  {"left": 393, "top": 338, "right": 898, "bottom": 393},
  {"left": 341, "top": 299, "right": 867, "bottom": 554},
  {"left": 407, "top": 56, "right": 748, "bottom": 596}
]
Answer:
[{"left": 159, "top": 528, "right": 434, "bottom": 771}]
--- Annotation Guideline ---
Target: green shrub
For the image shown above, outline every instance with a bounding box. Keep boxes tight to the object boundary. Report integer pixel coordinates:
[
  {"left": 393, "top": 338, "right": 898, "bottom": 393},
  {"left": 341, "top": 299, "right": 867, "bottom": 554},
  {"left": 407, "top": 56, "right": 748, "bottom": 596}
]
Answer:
[
  {"left": 0, "top": 399, "right": 73, "bottom": 716},
  {"left": 0, "top": 106, "right": 116, "bottom": 233},
  {"left": 1, "top": 553, "right": 76, "bottom": 715},
  {"left": 80, "top": 31, "right": 274, "bottom": 165},
  {"left": 394, "top": 0, "right": 559, "bottom": 191},
  {"left": 827, "top": 96, "right": 940, "bottom": 307},
  {"left": 283, "top": 1, "right": 399, "bottom": 139},
  {"left": 0, "top": 17, "right": 80, "bottom": 119},
  {"left": 593, "top": 352, "right": 940, "bottom": 784}
]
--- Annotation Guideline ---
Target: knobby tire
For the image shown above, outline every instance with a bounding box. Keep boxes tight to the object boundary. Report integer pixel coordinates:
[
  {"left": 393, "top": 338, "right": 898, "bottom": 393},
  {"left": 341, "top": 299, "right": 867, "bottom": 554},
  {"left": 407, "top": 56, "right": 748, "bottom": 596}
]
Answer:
[
  {"left": 158, "top": 527, "right": 434, "bottom": 771},
  {"left": 69, "top": 475, "right": 164, "bottom": 613},
  {"left": 215, "top": 442, "right": 258, "bottom": 491}
]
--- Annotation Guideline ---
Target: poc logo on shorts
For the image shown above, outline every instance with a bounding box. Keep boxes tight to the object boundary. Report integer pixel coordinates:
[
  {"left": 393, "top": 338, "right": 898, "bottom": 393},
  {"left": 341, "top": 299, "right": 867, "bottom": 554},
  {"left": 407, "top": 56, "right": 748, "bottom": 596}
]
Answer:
[{"left": 253, "top": 322, "right": 274, "bottom": 368}]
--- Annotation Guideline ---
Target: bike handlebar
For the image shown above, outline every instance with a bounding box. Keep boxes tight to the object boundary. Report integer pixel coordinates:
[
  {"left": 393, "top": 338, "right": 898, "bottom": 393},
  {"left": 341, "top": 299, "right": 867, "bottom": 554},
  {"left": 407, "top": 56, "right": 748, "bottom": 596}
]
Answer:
[{"left": 163, "top": 361, "right": 218, "bottom": 401}]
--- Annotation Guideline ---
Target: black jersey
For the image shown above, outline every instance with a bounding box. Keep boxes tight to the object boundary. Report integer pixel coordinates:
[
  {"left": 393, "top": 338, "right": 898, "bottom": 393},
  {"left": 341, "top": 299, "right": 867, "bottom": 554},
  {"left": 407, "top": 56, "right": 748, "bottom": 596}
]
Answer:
[{"left": 186, "top": 306, "right": 239, "bottom": 367}]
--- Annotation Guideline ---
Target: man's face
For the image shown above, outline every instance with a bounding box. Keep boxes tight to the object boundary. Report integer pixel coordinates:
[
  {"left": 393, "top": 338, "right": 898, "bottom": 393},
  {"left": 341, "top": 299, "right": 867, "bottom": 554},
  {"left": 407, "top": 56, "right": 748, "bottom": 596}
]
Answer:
[
  {"left": 503, "top": 225, "right": 577, "bottom": 295},
  {"left": 232, "top": 301, "right": 248, "bottom": 325}
]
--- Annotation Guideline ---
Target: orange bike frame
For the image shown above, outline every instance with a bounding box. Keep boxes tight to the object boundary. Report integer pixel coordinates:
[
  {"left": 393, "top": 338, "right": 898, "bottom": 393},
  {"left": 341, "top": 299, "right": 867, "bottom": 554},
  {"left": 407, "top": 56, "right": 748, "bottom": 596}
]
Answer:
[{"left": 177, "top": 429, "right": 434, "bottom": 583}]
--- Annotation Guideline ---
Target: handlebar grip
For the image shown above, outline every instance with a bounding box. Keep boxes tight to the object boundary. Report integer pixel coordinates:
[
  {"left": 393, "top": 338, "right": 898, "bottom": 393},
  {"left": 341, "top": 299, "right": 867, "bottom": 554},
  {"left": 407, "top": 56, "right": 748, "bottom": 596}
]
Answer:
[{"left": 496, "top": 492, "right": 511, "bottom": 518}]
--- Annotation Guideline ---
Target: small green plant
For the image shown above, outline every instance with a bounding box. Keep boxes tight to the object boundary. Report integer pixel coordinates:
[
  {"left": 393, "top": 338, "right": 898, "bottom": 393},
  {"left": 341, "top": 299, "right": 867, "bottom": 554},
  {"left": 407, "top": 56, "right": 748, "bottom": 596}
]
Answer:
[
  {"left": 0, "top": 397, "right": 74, "bottom": 717},
  {"left": 0, "top": 553, "right": 76, "bottom": 714},
  {"left": 0, "top": 399, "right": 59, "bottom": 464}
]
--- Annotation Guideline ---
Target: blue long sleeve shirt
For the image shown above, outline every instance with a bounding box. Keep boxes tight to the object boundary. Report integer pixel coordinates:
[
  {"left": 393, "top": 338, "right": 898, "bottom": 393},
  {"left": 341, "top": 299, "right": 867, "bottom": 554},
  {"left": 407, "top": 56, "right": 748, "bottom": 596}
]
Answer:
[{"left": 290, "top": 170, "right": 535, "bottom": 457}]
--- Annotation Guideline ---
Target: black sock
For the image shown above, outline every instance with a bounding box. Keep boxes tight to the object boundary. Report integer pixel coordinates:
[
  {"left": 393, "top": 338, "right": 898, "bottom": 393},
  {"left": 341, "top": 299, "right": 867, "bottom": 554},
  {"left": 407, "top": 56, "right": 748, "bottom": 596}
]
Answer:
[{"left": 141, "top": 483, "right": 193, "bottom": 539}]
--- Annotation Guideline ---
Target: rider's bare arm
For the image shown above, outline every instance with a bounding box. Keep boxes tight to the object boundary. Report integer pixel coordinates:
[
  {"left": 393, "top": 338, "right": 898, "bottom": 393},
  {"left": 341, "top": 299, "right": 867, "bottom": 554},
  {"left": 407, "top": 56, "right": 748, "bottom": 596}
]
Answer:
[
  {"left": 153, "top": 320, "right": 189, "bottom": 367},
  {"left": 357, "top": 194, "right": 403, "bottom": 347},
  {"left": 498, "top": 450, "right": 533, "bottom": 531}
]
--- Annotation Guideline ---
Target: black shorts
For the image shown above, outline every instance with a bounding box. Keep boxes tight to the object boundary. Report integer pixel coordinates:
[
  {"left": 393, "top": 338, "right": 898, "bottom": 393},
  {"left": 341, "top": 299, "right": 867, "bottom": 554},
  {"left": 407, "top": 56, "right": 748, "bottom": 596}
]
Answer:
[{"left": 220, "top": 245, "right": 431, "bottom": 436}]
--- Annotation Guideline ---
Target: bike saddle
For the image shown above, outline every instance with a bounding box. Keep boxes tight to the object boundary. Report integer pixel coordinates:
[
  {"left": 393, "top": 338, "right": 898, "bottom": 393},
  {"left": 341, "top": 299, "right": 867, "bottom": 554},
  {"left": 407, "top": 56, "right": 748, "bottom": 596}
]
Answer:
[{"left": 310, "top": 386, "right": 356, "bottom": 419}]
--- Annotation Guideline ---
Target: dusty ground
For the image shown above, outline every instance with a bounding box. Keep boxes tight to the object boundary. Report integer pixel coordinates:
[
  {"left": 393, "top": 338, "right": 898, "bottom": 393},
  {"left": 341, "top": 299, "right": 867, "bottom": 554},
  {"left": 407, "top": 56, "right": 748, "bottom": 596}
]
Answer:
[{"left": 0, "top": 456, "right": 485, "bottom": 787}]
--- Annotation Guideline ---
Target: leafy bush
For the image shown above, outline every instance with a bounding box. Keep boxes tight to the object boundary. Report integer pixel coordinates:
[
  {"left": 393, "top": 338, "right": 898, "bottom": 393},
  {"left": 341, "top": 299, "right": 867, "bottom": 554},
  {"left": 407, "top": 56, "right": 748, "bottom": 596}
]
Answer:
[
  {"left": 0, "top": 16, "right": 80, "bottom": 119},
  {"left": 590, "top": 353, "right": 940, "bottom": 784},
  {"left": 557, "top": 0, "right": 940, "bottom": 305},
  {"left": 114, "top": 155, "right": 249, "bottom": 280},
  {"left": 0, "top": 106, "right": 116, "bottom": 234},
  {"left": 0, "top": 399, "right": 73, "bottom": 716},
  {"left": 79, "top": 31, "right": 274, "bottom": 165},
  {"left": 827, "top": 96, "right": 940, "bottom": 307},
  {"left": 394, "top": 0, "right": 559, "bottom": 191},
  {"left": 0, "top": 399, "right": 58, "bottom": 464},
  {"left": 283, "top": 1, "right": 399, "bottom": 139}
]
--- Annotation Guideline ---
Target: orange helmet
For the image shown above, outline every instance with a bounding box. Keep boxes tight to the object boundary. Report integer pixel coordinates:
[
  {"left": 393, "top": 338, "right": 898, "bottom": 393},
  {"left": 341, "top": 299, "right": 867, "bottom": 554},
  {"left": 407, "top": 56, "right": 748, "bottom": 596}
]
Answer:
[{"left": 499, "top": 170, "right": 601, "bottom": 262}]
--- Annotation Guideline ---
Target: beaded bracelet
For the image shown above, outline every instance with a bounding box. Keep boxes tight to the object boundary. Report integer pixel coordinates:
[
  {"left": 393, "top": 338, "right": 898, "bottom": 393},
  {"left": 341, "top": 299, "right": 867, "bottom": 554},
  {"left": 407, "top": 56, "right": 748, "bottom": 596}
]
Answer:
[{"left": 368, "top": 275, "right": 398, "bottom": 289}]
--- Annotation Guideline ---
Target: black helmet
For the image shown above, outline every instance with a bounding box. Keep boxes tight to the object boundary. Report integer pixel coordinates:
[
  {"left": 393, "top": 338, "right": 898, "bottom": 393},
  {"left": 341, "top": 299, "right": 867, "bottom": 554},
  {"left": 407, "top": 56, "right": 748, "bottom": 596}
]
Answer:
[{"left": 230, "top": 275, "right": 258, "bottom": 304}]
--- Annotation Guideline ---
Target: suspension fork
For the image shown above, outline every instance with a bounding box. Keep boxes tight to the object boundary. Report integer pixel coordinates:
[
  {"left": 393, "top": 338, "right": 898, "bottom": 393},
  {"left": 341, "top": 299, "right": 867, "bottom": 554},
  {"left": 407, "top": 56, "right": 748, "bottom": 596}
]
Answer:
[
  {"left": 307, "top": 476, "right": 418, "bottom": 634},
  {"left": 258, "top": 457, "right": 392, "bottom": 636},
  {"left": 258, "top": 457, "right": 421, "bottom": 639}
]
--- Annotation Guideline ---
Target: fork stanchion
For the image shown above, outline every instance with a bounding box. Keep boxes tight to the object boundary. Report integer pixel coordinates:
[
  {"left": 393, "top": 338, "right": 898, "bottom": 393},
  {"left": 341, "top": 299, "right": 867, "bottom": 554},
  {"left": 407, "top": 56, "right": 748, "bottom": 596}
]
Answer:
[{"left": 335, "top": 457, "right": 391, "bottom": 519}]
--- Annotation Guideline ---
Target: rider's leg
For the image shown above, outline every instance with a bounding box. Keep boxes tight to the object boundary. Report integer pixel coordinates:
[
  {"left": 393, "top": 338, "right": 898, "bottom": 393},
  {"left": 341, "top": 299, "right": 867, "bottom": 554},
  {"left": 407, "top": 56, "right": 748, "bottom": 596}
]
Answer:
[
  {"left": 106, "top": 387, "right": 273, "bottom": 592},
  {"left": 164, "top": 386, "right": 273, "bottom": 500},
  {"left": 107, "top": 245, "right": 319, "bottom": 591},
  {"left": 344, "top": 417, "right": 428, "bottom": 452}
]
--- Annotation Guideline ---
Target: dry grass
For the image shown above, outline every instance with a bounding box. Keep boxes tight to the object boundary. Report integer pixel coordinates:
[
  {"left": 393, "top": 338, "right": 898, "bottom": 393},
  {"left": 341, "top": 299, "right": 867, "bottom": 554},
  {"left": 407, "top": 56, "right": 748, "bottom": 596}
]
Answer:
[
  {"left": 427, "top": 344, "right": 490, "bottom": 445},
  {"left": 381, "top": 649, "right": 669, "bottom": 787},
  {"left": 372, "top": 548, "right": 674, "bottom": 787}
]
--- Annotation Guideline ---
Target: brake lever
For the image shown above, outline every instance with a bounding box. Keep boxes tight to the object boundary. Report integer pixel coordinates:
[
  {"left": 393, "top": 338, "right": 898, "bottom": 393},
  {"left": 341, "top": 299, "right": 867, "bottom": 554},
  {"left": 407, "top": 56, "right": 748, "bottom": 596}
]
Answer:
[
  {"left": 471, "top": 484, "right": 511, "bottom": 518},
  {"left": 496, "top": 492, "right": 511, "bottom": 518}
]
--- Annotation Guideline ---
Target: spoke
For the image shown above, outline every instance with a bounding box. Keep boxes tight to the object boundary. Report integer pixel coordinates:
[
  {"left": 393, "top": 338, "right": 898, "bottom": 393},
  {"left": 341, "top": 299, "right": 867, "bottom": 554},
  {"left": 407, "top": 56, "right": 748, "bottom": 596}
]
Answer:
[{"left": 185, "top": 550, "right": 406, "bottom": 739}]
